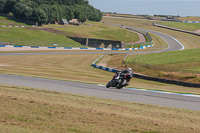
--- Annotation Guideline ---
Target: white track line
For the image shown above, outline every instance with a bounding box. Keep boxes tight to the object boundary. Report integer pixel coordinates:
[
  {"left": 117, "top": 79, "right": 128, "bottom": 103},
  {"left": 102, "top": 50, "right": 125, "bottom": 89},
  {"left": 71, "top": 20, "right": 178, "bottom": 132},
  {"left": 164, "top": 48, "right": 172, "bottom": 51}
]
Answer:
[
  {"left": 171, "top": 37, "right": 185, "bottom": 50},
  {"left": 128, "top": 88, "right": 200, "bottom": 98}
]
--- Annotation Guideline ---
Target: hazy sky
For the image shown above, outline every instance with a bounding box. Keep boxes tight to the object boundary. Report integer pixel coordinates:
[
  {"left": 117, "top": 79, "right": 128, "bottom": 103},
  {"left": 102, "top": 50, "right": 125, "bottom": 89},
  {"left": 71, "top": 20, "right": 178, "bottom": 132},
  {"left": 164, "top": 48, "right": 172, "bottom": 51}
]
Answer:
[{"left": 89, "top": 0, "right": 200, "bottom": 16}]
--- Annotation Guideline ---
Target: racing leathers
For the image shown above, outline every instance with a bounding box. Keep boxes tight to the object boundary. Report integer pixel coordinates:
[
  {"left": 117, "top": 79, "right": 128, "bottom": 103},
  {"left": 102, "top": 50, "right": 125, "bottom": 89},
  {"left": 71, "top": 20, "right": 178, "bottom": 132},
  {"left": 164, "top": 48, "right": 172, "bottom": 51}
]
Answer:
[{"left": 121, "top": 68, "right": 133, "bottom": 86}]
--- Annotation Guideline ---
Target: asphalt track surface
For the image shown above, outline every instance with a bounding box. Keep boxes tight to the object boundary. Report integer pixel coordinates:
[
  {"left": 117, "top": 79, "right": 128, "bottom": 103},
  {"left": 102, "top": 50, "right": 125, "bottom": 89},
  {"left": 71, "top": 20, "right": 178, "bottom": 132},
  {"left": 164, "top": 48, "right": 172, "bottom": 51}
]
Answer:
[
  {"left": 1, "top": 27, "right": 197, "bottom": 111},
  {"left": 0, "top": 74, "right": 200, "bottom": 111}
]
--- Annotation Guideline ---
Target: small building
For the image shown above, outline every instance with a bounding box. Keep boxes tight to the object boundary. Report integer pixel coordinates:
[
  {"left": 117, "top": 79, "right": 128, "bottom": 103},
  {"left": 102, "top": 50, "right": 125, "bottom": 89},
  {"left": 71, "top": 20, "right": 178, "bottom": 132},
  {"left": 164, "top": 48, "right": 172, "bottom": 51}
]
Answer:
[
  {"left": 69, "top": 19, "right": 80, "bottom": 26},
  {"left": 59, "top": 19, "right": 69, "bottom": 25}
]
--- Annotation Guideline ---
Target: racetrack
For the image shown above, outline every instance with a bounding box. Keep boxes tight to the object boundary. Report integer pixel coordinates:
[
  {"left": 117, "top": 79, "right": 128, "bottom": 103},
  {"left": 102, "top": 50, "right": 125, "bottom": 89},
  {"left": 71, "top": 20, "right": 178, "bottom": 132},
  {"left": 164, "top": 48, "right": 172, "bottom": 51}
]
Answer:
[
  {"left": 133, "top": 27, "right": 184, "bottom": 52},
  {"left": 0, "top": 74, "right": 199, "bottom": 111},
  {"left": 0, "top": 24, "right": 192, "bottom": 111}
]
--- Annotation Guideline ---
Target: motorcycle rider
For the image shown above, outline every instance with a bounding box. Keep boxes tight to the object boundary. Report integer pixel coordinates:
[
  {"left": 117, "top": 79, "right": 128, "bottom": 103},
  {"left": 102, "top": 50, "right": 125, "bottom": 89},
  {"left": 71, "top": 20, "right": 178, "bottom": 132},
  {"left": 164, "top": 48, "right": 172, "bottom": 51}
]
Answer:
[{"left": 121, "top": 67, "right": 133, "bottom": 86}]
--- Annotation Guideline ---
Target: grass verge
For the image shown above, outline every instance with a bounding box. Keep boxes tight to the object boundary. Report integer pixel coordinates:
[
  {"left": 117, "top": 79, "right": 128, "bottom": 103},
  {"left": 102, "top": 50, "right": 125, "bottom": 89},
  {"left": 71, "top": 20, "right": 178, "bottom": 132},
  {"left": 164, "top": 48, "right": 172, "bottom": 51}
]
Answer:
[{"left": 0, "top": 84, "right": 200, "bottom": 133}]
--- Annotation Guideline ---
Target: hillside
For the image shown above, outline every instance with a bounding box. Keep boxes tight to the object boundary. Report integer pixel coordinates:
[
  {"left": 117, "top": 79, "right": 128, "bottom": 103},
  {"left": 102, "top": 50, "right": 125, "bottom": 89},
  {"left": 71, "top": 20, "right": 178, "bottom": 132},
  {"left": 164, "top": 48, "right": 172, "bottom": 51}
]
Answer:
[
  {"left": 53, "top": 21, "right": 139, "bottom": 43},
  {"left": 0, "top": 15, "right": 140, "bottom": 47}
]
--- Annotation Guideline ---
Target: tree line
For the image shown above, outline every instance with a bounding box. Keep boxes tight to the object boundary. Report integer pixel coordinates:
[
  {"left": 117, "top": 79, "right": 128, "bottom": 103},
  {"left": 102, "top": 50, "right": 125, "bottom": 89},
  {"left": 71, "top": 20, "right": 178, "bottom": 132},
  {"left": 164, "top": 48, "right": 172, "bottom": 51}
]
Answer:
[{"left": 0, "top": 0, "right": 102, "bottom": 25}]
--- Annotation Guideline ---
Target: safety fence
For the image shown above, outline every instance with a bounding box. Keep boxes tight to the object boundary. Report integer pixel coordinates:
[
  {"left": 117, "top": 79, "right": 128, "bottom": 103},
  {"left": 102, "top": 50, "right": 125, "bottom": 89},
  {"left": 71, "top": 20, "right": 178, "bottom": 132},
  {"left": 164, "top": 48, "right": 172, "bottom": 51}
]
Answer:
[{"left": 91, "top": 55, "right": 200, "bottom": 88}]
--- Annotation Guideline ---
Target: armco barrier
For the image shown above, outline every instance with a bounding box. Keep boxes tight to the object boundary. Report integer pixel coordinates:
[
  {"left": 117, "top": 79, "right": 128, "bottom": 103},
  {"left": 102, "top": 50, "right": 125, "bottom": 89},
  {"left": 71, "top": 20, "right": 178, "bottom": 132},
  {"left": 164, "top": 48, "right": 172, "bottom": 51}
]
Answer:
[
  {"left": 92, "top": 55, "right": 200, "bottom": 88},
  {"left": 0, "top": 44, "right": 154, "bottom": 51},
  {"left": 153, "top": 23, "right": 200, "bottom": 37}
]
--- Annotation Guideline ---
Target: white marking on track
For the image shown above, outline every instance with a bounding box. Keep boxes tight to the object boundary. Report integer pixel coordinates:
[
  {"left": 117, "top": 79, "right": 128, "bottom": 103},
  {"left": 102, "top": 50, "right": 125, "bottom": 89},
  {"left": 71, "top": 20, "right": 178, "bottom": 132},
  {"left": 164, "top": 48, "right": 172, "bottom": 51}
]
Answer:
[
  {"left": 171, "top": 37, "right": 185, "bottom": 50},
  {"left": 128, "top": 88, "right": 200, "bottom": 98},
  {"left": 98, "top": 84, "right": 105, "bottom": 87}
]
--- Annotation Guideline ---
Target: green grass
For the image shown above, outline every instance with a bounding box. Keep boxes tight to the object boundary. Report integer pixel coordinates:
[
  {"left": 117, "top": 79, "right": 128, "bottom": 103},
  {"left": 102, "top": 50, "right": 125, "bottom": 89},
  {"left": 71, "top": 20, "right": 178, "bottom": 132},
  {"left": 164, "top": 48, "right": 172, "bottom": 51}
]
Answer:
[
  {"left": 53, "top": 21, "right": 139, "bottom": 43},
  {"left": 0, "top": 21, "right": 8, "bottom": 26},
  {"left": 126, "top": 48, "right": 200, "bottom": 65},
  {"left": 125, "top": 48, "right": 200, "bottom": 83},
  {"left": 0, "top": 27, "right": 81, "bottom": 47},
  {"left": 126, "top": 42, "right": 152, "bottom": 48},
  {"left": 160, "top": 21, "right": 200, "bottom": 31},
  {"left": 0, "top": 84, "right": 200, "bottom": 133}
]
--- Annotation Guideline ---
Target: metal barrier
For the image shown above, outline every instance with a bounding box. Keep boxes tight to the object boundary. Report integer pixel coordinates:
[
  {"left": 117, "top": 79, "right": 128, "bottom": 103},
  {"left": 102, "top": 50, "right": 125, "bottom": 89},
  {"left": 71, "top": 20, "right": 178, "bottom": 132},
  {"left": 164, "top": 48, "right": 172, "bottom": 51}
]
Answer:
[{"left": 153, "top": 23, "right": 200, "bottom": 37}]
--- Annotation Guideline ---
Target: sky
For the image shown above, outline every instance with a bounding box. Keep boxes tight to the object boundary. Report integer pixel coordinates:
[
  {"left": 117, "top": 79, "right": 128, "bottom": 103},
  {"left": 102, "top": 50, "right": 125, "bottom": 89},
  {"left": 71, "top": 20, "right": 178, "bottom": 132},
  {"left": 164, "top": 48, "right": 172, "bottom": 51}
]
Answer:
[{"left": 89, "top": 0, "right": 200, "bottom": 17}]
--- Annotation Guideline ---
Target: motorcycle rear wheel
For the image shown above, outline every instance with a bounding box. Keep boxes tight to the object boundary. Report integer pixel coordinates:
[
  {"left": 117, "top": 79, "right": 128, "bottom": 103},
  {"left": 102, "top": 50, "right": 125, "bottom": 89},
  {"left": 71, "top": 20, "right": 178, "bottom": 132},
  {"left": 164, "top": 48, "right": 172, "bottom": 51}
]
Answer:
[{"left": 106, "top": 81, "right": 111, "bottom": 88}]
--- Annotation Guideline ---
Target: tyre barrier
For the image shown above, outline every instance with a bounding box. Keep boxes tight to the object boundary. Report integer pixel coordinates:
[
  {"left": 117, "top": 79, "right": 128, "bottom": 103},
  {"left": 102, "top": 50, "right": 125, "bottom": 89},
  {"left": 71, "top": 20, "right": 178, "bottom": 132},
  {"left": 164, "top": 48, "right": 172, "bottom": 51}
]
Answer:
[
  {"left": 92, "top": 55, "right": 200, "bottom": 88},
  {"left": 0, "top": 44, "right": 154, "bottom": 50}
]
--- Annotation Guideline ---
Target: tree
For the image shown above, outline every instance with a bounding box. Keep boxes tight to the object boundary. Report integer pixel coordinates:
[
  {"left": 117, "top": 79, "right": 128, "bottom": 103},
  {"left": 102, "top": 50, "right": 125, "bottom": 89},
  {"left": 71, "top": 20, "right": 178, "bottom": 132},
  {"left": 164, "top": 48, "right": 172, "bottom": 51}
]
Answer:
[
  {"left": 32, "top": 7, "right": 48, "bottom": 25},
  {"left": 0, "top": 0, "right": 7, "bottom": 12},
  {"left": 2, "top": 0, "right": 18, "bottom": 14},
  {"left": 4, "top": 0, "right": 102, "bottom": 25}
]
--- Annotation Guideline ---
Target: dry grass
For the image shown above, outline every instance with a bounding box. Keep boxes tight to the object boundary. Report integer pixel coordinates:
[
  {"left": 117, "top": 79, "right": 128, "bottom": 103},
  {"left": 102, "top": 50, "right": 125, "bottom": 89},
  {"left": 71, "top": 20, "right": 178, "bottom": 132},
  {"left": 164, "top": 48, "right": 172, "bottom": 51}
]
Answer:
[
  {"left": 0, "top": 84, "right": 200, "bottom": 133},
  {"left": 102, "top": 17, "right": 200, "bottom": 49},
  {"left": 178, "top": 17, "right": 200, "bottom": 21},
  {"left": 0, "top": 54, "right": 113, "bottom": 84}
]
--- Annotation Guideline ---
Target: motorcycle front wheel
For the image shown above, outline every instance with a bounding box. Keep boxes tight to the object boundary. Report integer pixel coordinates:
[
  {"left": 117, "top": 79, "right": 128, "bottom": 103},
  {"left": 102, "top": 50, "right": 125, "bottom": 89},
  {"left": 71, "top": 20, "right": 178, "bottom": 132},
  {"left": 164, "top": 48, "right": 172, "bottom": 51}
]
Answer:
[{"left": 116, "top": 84, "right": 123, "bottom": 89}]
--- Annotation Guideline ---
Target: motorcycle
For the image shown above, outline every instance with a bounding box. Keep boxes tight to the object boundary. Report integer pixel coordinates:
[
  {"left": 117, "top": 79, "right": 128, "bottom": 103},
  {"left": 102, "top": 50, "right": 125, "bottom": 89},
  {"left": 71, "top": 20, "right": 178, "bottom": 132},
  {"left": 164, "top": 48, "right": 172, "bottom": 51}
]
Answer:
[{"left": 106, "top": 71, "right": 128, "bottom": 89}]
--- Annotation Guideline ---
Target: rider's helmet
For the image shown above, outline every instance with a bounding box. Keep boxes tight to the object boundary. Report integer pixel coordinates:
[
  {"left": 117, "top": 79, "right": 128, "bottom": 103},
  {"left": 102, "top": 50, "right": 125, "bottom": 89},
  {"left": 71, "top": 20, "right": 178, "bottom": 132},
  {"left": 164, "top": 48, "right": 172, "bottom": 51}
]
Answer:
[{"left": 127, "top": 67, "right": 132, "bottom": 72}]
